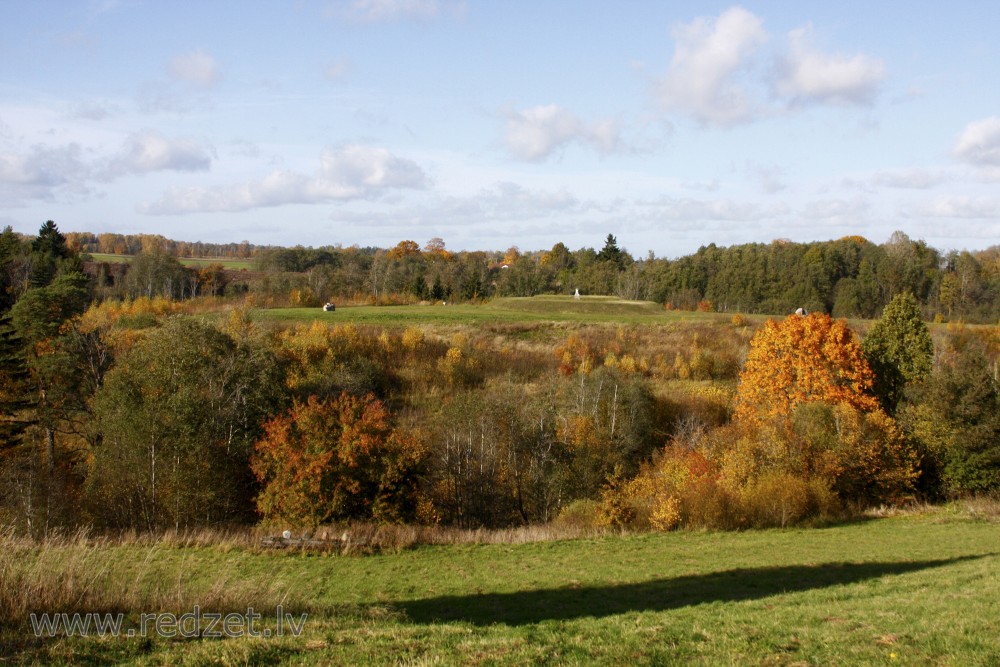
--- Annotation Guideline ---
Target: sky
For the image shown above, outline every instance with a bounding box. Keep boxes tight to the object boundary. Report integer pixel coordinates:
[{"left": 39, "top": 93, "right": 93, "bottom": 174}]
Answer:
[{"left": 1, "top": 0, "right": 999, "bottom": 258}]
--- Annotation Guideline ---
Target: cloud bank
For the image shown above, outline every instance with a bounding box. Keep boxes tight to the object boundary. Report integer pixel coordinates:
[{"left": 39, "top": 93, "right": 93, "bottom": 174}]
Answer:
[
  {"left": 139, "top": 145, "right": 427, "bottom": 214},
  {"left": 655, "top": 6, "right": 886, "bottom": 126}
]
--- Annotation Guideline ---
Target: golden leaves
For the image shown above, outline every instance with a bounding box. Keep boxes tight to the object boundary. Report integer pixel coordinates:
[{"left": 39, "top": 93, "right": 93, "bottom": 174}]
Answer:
[{"left": 734, "top": 313, "right": 878, "bottom": 424}]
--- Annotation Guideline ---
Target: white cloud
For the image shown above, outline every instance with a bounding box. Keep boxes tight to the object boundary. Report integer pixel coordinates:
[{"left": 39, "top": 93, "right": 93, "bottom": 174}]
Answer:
[
  {"left": 0, "top": 129, "right": 215, "bottom": 203},
  {"left": 656, "top": 6, "right": 767, "bottom": 127},
  {"left": 953, "top": 116, "right": 1000, "bottom": 167},
  {"left": 775, "top": 26, "right": 885, "bottom": 106},
  {"left": 503, "top": 105, "right": 621, "bottom": 161},
  {"left": 139, "top": 145, "right": 427, "bottom": 214},
  {"left": 103, "top": 130, "right": 212, "bottom": 178},
  {"left": 320, "top": 144, "right": 426, "bottom": 190},
  {"left": 906, "top": 196, "right": 1000, "bottom": 219},
  {"left": 655, "top": 8, "right": 886, "bottom": 125},
  {"left": 169, "top": 49, "right": 221, "bottom": 88},
  {"left": 0, "top": 143, "right": 90, "bottom": 202}
]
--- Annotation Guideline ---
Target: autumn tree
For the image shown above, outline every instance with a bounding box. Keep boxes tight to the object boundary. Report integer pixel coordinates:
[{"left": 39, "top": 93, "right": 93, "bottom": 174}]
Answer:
[
  {"left": 388, "top": 240, "right": 421, "bottom": 260},
  {"left": 424, "top": 237, "right": 450, "bottom": 259},
  {"left": 277, "top": 322, "right": 394, "bottom": 401},
  {"left": 734, "top": 313, "right": 879, "bottom": 423},
  {"left": 862, "top": 292, "right": 934, "bottom": 413},
  {"left": 901, "top": 337, "right": 1000, "bottom": 496},
  {"left": 122, "top": 250, "right": 190, "bottom": 299},
  {"left": 88, "top": 319, "right": 283, "bottom": 530},
  {"left": 251, "top": 392, "right": 426, "bottom": 529}
]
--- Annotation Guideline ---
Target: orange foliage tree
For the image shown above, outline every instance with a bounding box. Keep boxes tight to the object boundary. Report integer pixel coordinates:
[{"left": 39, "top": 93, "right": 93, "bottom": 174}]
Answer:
[
  {"left": 251, "top": 392, "right": 426, "bottom": 529},
  {"left": 734, "top": 313, "right": 879, "bottom": 423},
  {"left": 388, "top": 240, "right": 421, "bottom": 259}
]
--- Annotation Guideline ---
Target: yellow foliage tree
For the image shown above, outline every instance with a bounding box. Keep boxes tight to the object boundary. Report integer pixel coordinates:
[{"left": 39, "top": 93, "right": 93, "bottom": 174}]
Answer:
[
  {"left": 555, "top": 333, "right": 594, "bottom": 376},
  {"left": 388, "top": 239, "right": 421, "bottom": 259},
  {"left": 734, "top": 313, "right": 879, "bottom": 423}
]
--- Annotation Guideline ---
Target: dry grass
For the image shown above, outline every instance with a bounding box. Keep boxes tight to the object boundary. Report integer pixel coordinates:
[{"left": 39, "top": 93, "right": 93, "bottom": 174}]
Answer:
[
  {"left": 0, "top": 521, "right": 611, "bottom": 629},
  {"left": 955, "top": 496, "right": 1000, "bottom": 521},
  {"left": 0, "top": 526, "right": 299, "bottom": 629},
  {"left": 321, "top": 521, "right": 608, "bottom": 551},
  {"left": 861, "top": 496, "right": 1000, "bottom": 522}
]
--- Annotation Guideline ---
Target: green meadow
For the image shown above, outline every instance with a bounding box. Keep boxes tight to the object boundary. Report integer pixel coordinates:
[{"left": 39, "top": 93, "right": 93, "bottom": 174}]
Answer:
[
  {"left": 254, "top": 295, "right": 740, "bottom": 327},
  {"left": 86, "top": 253, "right": 255, "bottom": 271},
  {"left": 4, "top": 508, "right": 999, "bottom": 665}
]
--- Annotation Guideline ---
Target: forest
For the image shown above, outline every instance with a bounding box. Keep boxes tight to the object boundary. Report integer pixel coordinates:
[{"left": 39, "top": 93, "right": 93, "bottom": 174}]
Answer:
[
  {"left": 1, "top": 221, "right": 998, "bottom": 536},
  {"left": 64, "top": 229, "right": 1000, "bottom": 322}
]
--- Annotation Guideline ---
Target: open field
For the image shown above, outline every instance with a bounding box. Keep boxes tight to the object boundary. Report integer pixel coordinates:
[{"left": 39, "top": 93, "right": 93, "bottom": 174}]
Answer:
[
  {"left": 254, "top": 295, "right": 746, "bottom": 327},
  {"left": 87, "top": 253, "right": 255, "bottom": 270},
  {"left": 3, "top": 509, "right": 999, "bottom": 665}
]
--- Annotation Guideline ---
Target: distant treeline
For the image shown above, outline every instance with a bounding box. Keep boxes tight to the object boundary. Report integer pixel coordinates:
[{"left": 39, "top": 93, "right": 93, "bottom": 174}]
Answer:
[
  {"left": 50, "top": 229, "right": 1000, "bottom": 322},
  {"left": 65, "top": 231, "right": 268, "bottom": 260}
]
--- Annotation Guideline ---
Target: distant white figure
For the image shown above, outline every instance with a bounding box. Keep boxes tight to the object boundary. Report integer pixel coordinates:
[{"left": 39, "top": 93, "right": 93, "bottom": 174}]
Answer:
[
  {"left": 282, "top": 530, "right": 292, "bottom": 539},
  {"left": 574, "top": 288, "right": 580, "bottom": 300},
  {"left": 794, "top": 307, "right": 807, "bottom": 316}
]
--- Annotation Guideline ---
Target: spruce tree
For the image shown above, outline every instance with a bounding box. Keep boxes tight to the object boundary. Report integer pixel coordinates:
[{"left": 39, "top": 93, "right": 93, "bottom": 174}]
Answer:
[{"left": 862, "top": 292, "right": 934, "bottom": 413}]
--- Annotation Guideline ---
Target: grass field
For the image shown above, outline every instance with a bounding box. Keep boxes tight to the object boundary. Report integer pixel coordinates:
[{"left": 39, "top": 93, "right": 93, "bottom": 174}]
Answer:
[
  {"left": 4, "top": 508, "right": 999, "bottom": 665},
  {"left": 254, "top": 295, "right": 742, "bottom": 327},
  {"left": 87, "top": 253, "right": 255, "bottom": 270}
]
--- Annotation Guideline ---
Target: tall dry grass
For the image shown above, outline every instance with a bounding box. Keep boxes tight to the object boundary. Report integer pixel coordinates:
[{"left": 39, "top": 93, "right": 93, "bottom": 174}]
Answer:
[
  {"left": 320, "top": 521, "right": 608, "bottom": 553},
  {"left": 0, "top": 526, "right": 300, "bottom": 629}
]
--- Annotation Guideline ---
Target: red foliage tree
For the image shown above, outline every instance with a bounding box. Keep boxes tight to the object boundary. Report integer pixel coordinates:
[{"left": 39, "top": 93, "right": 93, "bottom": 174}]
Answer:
[{"left": 251, "top": 392, "right": 425, "bottom": 529}]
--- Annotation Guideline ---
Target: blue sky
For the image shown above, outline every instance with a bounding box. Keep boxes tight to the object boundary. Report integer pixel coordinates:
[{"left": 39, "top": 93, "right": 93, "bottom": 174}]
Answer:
[{"left": 2, "top": 1, "right": 999, "bottom": 257}]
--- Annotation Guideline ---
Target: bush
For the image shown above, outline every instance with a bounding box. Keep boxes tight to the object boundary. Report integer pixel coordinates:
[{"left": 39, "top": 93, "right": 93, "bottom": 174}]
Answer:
[
  {"left": 738, "top": 473, "right": 815, "bottom": 528},
  {"left": 554, "top": 499, "right": 603, "bottom": 530}
]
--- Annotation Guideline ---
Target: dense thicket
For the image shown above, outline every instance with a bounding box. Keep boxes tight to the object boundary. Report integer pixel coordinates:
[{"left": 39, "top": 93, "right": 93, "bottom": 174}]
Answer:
[{"left": 1, "top": 222, "right": 999, "bottom": 536}]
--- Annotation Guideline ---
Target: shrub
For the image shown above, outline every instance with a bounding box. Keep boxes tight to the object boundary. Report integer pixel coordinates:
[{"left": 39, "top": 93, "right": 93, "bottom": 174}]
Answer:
[
  {"left": 738, "top": 473, "right": 814, "bottom": 528},
  {"left": 554, "top": 499, "right": 603, "bottom": 530}
]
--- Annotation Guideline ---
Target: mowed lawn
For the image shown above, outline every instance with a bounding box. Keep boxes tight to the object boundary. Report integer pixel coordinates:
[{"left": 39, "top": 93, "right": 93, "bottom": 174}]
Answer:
[
  {"left": 255, "top": 295, "right": 740, "bottom": 327},
  {"left": 6, "top": 513, "right": 999, "bottom": 665}
]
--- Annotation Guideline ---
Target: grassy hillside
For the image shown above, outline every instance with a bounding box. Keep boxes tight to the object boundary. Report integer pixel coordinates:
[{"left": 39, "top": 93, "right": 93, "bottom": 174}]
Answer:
[
  {"left": 4, "top": 508, "right": 999, "bottom": 665},
  {"left": 254, "top": 295, "right": 744, "bottom": 327}
]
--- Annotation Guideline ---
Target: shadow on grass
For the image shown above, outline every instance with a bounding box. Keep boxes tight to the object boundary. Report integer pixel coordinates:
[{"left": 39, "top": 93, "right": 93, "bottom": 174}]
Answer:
[{"left": 398, "top": 555, "right": 988, "bottom": 626}]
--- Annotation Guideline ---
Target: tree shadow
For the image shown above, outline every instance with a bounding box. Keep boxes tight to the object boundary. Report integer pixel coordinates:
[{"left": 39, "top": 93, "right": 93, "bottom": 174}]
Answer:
[{"left": 397, "top": 555, "right": 989, "bottom": 626}]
